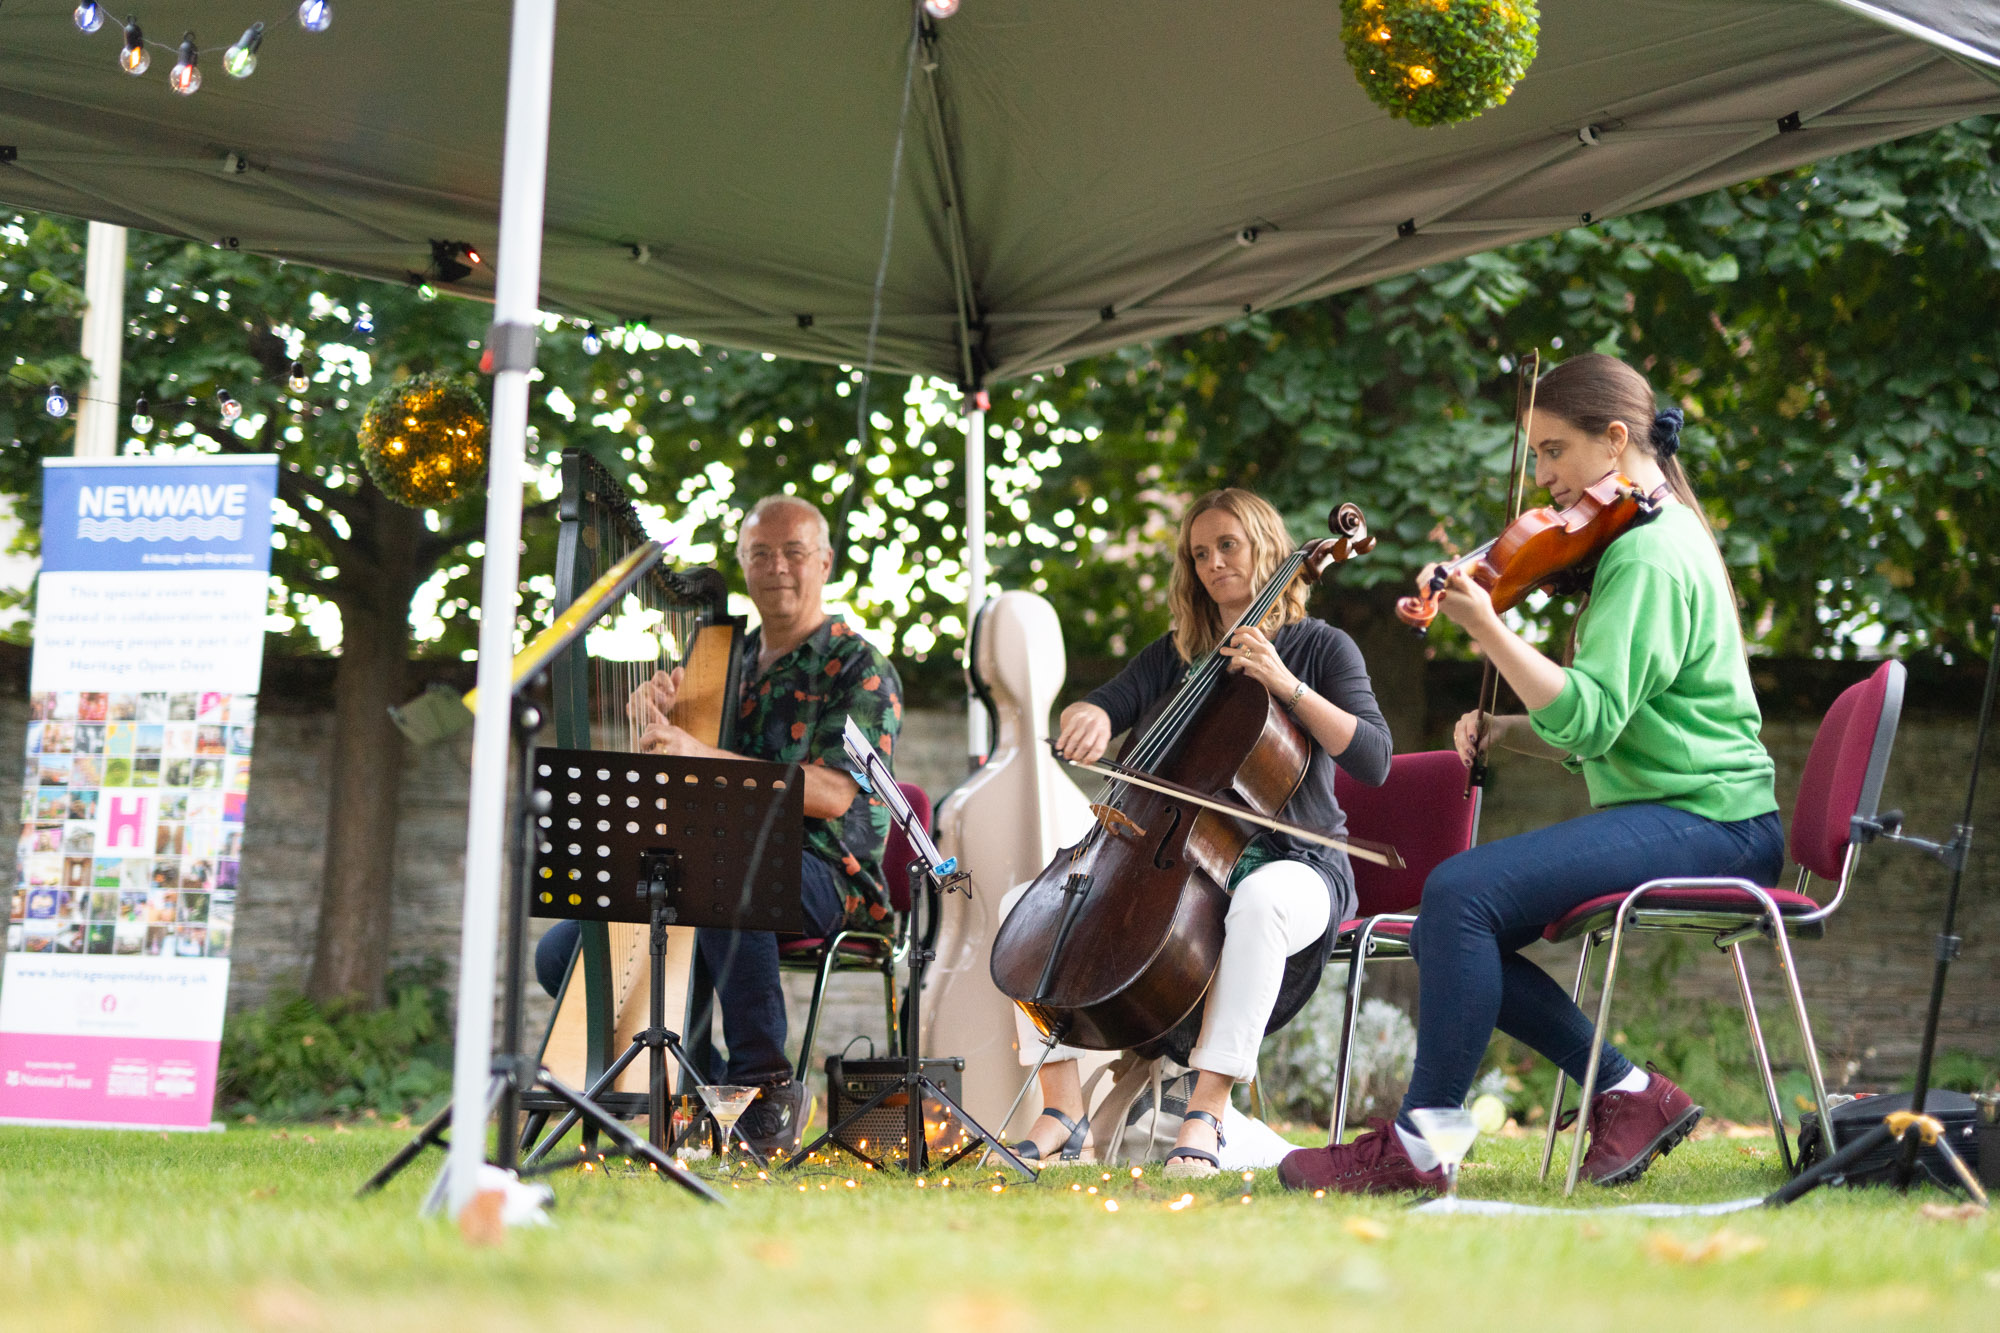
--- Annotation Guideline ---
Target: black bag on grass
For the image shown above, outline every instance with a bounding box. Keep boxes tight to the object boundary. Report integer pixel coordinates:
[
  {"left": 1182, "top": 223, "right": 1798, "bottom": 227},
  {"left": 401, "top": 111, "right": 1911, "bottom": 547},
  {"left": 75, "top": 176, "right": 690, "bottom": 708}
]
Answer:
[{"left": 1795, "top": 1090, "right": 1981, "bottom": 1190}]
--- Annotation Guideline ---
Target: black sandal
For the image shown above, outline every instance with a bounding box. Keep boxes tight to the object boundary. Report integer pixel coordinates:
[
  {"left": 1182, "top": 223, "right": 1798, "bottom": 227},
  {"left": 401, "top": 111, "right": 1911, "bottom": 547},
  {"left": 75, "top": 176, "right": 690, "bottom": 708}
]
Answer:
[
  {"left": 1163, "top": 1108, "right": 1225, "bottom": 1179},
  {"left": 1010, "top": 1106, "right": 1089, "bottom": 1162}
]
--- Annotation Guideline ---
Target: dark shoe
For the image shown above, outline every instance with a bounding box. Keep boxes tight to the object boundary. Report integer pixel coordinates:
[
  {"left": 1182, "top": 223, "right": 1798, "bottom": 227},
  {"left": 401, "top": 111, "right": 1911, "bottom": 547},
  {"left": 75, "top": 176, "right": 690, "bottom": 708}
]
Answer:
[
  {"left": 1010, "top": 1106, "right": 1089, "bottom": 1163},
  {"left": 1163, "top": 1108, "right": 1226, "bottom": 1180},
  {"left": 1277, "top": 1118, "right": 1446, "bottom": 1195},
  {"left": 1579, "top": 1065, "right": 1703, "bottom": 1186},
  {"left": 738, "top": 1077, "right": 807, "bottom": 1157}
]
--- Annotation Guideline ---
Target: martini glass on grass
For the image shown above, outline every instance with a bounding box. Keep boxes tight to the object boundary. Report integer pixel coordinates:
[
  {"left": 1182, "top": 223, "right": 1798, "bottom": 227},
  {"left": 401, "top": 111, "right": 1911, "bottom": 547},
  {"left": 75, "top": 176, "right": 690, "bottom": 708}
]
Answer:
[
  {"left": 695, "top": 1084, "right": 763, "bottom": 1168},
  {"left": 1406, "top": 1106, "right": 1479, "bottom": 1207}
]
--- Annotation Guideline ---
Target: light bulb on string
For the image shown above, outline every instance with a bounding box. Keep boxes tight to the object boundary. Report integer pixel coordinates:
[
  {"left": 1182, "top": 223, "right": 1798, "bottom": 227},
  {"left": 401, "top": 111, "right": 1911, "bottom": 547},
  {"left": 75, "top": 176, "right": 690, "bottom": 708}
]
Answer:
[
  {"left": 581, "top": 324, "right": 602, "bottom": 356},
  {"left": 225, "top": 23, "right": 264, "bottom": 78},
  {"left": 170, "top": 34, "right": 201, "bottom": 95},
  {"left": 353, "top": 310, "right": 375, "bottom": 336},
  {"left": 217, "top": 390, "right": 242, "bottom": 423},
  {"left": 923, "top": 0, "right": 960, "bottom": 17},
  {"left": 74, "top": 3, "right": 105, "bottom": 34},
  {"left": 45, "top": 385, "right": 69, "bottom": 419},
  {"left": 298, "top": 1, "right": 332, "bottom": 34},
  {"left": 119, "top": 21, "right": 149, "bottom": 75},
  {"left": 131, "top": 398, "right": 153, "bottom": 433},
  {"left": 417, "top": 282, "right": 437, "bottom": 302},
  {"left": 288, "top": 360, "right": 311, "bottom": 393}
]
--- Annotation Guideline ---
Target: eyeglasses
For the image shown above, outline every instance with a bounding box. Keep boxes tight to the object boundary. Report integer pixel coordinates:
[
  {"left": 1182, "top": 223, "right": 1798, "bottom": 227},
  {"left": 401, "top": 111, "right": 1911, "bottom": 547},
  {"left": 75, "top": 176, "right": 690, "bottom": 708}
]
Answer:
[{"left": 741, "top": 544, "right": 825, "bottom": 569}]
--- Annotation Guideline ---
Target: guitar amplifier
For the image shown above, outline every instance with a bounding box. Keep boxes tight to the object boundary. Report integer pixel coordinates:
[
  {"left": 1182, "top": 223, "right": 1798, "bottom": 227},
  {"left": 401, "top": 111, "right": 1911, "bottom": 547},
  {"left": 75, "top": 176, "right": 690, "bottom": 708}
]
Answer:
[{"left": 824, "top": 1055, "right": 966, "bottom": 1163}]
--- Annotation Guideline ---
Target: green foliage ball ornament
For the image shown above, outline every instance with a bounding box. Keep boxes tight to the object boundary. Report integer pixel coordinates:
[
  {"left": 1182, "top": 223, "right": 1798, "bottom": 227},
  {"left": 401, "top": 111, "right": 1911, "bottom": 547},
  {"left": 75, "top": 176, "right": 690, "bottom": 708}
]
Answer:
[
  {"left": 1341, "top": 0, "right": 1539, "bottom": 128},
  {"left": 356, "top": 372, "right": 490, "bottom": 508}
]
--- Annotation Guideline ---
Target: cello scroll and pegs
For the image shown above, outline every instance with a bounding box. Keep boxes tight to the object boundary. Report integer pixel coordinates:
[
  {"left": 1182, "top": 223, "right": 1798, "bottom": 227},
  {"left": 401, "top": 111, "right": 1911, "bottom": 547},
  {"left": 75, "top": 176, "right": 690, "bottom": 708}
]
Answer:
[{"left": 1301, "top": 503, "right": 1376, "bottom": 582}]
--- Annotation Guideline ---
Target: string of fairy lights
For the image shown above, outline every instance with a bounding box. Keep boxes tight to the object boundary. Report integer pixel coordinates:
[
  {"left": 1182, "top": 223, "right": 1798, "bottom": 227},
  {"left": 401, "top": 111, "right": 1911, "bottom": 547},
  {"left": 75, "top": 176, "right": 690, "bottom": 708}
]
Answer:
[{"left": 66, "top": 1, "right": 332, "bottom": 95}]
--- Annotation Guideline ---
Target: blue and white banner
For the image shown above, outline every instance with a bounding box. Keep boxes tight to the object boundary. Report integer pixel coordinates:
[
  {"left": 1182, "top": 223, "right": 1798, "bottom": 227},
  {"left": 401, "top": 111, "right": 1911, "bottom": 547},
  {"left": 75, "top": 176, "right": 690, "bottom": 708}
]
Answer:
[{"left": 3, "top": 456, "right": 275, "bottom": 1129}]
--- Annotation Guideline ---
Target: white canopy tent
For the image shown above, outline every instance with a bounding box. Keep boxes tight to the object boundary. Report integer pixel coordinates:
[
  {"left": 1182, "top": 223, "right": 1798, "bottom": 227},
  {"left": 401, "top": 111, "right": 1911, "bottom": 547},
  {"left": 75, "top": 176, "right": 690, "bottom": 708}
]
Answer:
[{"left": 4, "top": 1, "right": 1996, "bottom": 1211}]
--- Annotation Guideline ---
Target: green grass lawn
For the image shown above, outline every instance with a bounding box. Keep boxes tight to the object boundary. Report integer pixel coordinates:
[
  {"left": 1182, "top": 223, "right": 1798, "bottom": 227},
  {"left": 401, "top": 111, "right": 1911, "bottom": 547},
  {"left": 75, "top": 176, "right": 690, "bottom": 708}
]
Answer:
[{"left": 0, "top": 1123, "right": 1993, "bottom": 1332}]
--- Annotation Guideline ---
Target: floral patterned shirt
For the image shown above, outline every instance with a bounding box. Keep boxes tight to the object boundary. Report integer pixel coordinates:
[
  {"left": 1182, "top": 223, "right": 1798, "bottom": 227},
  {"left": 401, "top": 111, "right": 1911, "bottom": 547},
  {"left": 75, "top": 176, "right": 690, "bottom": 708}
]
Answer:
[{"left": 735, "top": 616, "right": 903, "bottom": 930}]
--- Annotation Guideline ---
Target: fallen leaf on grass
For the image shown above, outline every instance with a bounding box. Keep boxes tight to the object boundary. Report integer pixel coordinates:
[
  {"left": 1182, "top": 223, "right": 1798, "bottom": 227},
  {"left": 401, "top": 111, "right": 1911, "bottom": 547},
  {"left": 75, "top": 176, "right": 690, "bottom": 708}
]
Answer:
[
  {"left": 332, "top": 1121, "right": 351, "bottom": 1135},
  {"left": 1644, "top": 1228, "right": 1768, "bottom": 1265},
  {"left": 391, "top": 1115, "right": 413, "bottom": 1130},
  {"left": 301, "top": 1134, "right": 317, "bottom": 1145},
  {"left": 270, "top": 1130, "right": 291, "bottom": 1141},
  {"left": 458, "top": 1190, "right": 508, "bottom": 1247},
  {"left": 925, "top": 1294, "right": 1034, "bottom": 1333},
  {"left": 247, "top": 1186, "right": 278, "bottom": 1200},
  {"left": 752, "top": 1240, "right": 795, "bottom": 1267},
  {"left": 1919, "top": 1202, "right": 1984, "bottom": 1223},
  {"left": 1736, "top": 1145, "right": 1768, "bottom": 1159},
  {"left": 1343, "top": 1216, "right": 1389, "bottom": 1242},
  {"left": 243, "top": 1282, "right": 324, "bottom": 1330}
]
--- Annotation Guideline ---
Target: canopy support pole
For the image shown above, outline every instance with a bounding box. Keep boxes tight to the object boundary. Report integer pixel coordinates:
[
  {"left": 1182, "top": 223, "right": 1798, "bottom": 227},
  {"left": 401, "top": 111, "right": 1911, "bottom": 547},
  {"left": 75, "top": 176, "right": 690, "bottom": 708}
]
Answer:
[
  {"left": 75, "top": 221, "right": 126, "bottom": 458},
  {"left": 916, "top": 19, "right": 984, "bottom": 390},
  {"left": 965, "top": 398, "right": 987, "bottom": 766},
  {"left": 444, "top": 0, "right": 559, "bottom": 1220}
]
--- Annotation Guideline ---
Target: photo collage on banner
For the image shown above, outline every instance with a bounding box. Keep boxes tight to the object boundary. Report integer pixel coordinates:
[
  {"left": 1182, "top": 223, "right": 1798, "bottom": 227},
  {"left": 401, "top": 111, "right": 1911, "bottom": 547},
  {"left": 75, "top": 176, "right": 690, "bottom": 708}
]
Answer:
[
  {"left": 0, "top": 455, "right": 275, "bottom": 1129},
  {"left": 10, "top": 688, "right": 250, "bottom": 961}
]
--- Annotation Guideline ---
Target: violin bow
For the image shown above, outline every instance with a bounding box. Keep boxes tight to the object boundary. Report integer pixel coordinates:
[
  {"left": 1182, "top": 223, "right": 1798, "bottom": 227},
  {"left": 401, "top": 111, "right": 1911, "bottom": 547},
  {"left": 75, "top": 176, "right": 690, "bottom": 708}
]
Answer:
[
  {"left": 1467, "top": 348, "right": 1540, "bottom": 797},
  {"left": 1058, "top": 750, "right": 1406, "bottom": 869}
]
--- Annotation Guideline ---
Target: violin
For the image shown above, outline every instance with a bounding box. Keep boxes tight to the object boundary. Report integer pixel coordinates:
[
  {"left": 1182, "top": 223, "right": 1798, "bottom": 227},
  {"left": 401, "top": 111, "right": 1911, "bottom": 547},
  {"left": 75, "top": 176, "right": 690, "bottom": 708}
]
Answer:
[
  {"left": 988, "top": 503, "right": 1387, "bottom": 1052},
  {"left": 1394, "top": 472, "right": 1662, "bottom": 633}
]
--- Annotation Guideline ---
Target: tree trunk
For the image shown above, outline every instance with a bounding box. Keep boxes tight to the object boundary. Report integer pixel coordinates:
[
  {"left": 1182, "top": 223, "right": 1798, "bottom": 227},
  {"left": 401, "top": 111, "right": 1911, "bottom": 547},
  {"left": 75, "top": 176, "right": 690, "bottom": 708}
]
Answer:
[{"left": 305, "top": 491, "right": 428, "bottom": 1007}]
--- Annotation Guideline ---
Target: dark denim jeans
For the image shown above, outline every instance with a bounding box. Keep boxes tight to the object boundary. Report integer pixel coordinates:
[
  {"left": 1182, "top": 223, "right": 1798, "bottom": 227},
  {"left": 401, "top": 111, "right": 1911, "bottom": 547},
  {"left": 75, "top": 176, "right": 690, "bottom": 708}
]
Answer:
[
  {"left": 534, "top": 852, "right": 846, "bottom": 1085},
  {"left": 1397, "top": 803, "right": 1784, "bottom": 1126}
]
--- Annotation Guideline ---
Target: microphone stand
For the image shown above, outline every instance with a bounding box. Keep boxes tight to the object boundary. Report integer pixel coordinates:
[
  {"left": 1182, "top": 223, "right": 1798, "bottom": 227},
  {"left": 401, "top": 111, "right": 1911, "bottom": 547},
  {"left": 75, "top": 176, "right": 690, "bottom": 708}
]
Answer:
[{"left": 1768, "top": 606, "right": 1999, "bottom": 1209}]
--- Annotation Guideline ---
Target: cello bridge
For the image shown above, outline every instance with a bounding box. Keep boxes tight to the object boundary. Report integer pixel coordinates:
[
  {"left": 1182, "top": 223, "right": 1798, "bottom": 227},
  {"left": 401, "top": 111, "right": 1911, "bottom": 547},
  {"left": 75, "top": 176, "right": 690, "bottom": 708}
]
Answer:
[{"left": 1090, "top": 803, "right": 1147, "bottom": 839}]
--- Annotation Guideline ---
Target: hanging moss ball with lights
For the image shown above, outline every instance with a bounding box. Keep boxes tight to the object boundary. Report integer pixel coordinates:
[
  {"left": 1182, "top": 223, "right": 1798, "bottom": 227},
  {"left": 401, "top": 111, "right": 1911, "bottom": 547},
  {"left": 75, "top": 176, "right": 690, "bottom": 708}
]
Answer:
[
  {"left": 356, "top": 372, "right": 491, "bottom": 508},
  {"left": 1342, "top": 0, "right": 1539, "bottom": 128}
]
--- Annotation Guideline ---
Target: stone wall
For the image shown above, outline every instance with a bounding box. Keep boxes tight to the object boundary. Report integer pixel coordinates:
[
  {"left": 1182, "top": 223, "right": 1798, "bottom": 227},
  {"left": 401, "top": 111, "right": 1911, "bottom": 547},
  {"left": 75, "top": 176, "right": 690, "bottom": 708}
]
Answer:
[{"left": 3, "top": 645, "right": 1991, "bottom": 1083}]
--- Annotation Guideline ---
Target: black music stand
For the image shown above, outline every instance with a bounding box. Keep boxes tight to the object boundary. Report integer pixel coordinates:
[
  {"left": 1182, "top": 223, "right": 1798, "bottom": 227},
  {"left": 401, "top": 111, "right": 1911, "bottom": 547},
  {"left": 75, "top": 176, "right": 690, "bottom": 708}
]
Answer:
[
  {"left": 1769, "top": 607, "right": 1998, "bottom": 1210},
  {"left": 360, "top": 693, "right": 728, "bottom": 1205},
  {"left": 782, "top": 720, "right": 1036, "bottom": 1179},
  {"left": 515, "top": 748, "right": 804, "bottom": 1168}
]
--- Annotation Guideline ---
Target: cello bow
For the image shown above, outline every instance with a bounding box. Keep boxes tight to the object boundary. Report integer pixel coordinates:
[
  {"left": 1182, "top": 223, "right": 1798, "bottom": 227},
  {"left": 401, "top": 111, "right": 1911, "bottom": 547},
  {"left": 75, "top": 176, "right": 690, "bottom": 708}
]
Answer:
[{"left": 1059, "top": 751, "right": 1405, "bottom": 869}]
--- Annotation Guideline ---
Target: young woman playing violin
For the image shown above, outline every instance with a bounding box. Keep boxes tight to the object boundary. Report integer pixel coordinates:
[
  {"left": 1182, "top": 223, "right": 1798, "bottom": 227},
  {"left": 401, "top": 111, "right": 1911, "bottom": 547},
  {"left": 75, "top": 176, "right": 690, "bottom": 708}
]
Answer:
[
  {"left": 1279, "top": 352, "right": 1783, "bottom": 1196},
  {"left": 1006, "top": 487, "right": 1392, "bottom": 1178}
]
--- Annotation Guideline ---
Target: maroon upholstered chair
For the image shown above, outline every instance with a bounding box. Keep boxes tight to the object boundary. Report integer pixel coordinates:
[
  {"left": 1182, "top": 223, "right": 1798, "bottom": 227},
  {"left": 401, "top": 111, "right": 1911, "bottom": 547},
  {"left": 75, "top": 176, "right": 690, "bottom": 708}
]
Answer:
[
  {"left": 1538, "top": 660, "right": 1906, "bottom": 1194},
  {"left": 779, "top": 781, "right": 930, "bottom": 1080},
  {"left": 1326, "top": 751, "right": 1482, "bottom": 1136}
]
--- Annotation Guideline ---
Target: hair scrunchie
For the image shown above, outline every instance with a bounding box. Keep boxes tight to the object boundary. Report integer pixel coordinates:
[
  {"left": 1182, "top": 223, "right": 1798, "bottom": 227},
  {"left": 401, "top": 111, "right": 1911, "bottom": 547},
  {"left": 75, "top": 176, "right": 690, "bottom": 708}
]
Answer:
[{"left": 1650, "top": 407, "right": 1684, "bottom": 460}]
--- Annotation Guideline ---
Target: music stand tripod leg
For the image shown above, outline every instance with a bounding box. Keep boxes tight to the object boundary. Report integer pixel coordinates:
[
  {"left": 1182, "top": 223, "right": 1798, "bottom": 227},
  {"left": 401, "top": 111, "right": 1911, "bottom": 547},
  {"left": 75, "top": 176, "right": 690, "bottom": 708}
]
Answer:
[{"left": 787, "top": 856, "right": 1038, "bottom": 1179}]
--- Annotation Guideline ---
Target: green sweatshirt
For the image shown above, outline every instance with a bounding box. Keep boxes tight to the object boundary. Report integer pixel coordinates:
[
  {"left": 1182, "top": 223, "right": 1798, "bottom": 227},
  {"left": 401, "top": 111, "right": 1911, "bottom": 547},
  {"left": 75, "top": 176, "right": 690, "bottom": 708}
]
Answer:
[{"left": 1528, "top": 504, "right": 1777, "bottom": 823}]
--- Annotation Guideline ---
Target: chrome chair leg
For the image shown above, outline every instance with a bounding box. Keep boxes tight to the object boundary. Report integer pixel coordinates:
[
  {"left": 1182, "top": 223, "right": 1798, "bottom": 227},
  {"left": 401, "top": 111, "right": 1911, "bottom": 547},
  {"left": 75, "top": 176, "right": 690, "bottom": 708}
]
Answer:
[
  {"left": 792, "top": 937, "right": 847, "bottom": 1081},
  {"left": 1329, "top": 922, "right": 1376, "bottom": 1143},
  {"left": 1766, "top": 914, "right": 1835, "bottom": 1141},
  {"left": 1565, "top": 919, "right": 1634, "bottom": 1197},
  {"left": 1729, "top": 940, "right": 1794, "bottom": 1175},
  {"left": 1539, "top": 934, "right": 1596, "bottom": 1182}
]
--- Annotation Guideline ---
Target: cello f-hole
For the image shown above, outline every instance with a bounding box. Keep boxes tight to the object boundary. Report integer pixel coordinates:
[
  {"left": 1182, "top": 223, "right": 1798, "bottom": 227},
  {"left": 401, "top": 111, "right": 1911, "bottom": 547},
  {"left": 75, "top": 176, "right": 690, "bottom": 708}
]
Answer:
[{"left": 1150, "top": 805, "right": 1182, "bottom": 870}]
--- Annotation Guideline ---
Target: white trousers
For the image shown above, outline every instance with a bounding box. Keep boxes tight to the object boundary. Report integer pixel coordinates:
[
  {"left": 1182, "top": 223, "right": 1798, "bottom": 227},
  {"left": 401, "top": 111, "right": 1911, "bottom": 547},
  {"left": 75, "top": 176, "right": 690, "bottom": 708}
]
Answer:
[{"left": 1002, "top": 858, "right": 1331, "bottom": 1082}]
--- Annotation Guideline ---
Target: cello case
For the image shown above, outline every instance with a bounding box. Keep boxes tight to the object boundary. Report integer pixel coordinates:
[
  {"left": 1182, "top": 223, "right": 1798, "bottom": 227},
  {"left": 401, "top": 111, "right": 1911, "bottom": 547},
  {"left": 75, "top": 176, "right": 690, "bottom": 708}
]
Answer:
[{"left": 926, "top": 591, "right": 1104, "bottom": 1136}]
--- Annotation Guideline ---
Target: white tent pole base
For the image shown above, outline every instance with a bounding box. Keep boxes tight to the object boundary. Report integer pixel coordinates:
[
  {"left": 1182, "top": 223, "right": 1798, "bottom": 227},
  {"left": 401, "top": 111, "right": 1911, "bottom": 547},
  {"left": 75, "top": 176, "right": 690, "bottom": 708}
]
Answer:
[
  {"left": 964, "top": 401, "right": 988, "bottom": 767},
  {"left": 443, "top": 0, "right": 558, "bottom": 1221}
]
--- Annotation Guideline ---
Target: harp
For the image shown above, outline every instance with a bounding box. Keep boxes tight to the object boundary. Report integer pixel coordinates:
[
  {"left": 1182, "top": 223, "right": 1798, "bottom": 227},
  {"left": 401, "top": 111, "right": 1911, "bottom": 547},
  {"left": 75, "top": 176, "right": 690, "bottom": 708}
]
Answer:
[{"left": 535, "top": 449, "right": 748, "bottom": 1106}]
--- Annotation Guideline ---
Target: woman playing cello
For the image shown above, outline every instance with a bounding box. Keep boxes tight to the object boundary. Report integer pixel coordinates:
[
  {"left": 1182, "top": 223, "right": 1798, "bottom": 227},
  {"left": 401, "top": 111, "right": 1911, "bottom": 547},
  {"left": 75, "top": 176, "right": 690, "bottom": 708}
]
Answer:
[
  {"left": 1009, "top": 488, "right": 1392, "bottom": 1178},
  {"left": 1279, "top": 352, "right": 1783, "bottom": 1195}
]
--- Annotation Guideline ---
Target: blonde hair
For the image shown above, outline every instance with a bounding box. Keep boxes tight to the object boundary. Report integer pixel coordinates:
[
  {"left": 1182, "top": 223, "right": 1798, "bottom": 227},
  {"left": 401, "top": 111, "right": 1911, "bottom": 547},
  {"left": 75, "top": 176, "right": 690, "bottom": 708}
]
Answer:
[{"left": 1168, "top": 488, "right": 1307, "bottom": 663}]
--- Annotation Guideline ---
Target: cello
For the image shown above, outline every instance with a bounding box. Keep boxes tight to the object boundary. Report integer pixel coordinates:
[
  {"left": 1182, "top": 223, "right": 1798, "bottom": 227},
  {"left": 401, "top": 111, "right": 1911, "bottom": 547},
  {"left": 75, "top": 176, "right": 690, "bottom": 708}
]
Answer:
[{"left": 989, "top": 504, "right": 1389, "bottom": 1052}]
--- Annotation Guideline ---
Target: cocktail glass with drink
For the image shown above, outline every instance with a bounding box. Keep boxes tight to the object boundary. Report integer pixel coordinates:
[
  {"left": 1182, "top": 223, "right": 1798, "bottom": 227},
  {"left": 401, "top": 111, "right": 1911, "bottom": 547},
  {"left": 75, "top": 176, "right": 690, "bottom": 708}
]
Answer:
[
  {"left": 1407, "top": 1105, "right": 1479, "bottom": 1207},
  {"left": 695, "top": 1084, "right": 763, "bottom": 1167}
]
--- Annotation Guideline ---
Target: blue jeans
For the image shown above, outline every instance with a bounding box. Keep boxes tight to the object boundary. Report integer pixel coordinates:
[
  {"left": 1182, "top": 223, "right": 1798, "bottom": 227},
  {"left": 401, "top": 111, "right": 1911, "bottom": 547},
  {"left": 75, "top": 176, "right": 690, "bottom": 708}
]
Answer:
[
  {"left": 534, "top": 852, "right": 846, "bottom": 1085},
  {"left": 1398, "top": 804, "right": 1784, "bottom": 1125}
]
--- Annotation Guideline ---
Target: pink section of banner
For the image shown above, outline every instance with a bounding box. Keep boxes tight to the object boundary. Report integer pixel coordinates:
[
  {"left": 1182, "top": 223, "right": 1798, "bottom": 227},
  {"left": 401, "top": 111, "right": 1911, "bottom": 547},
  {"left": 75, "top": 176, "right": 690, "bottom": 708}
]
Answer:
[{"left": 0, "top": 1032, "right": 218, "bottom": 1128}]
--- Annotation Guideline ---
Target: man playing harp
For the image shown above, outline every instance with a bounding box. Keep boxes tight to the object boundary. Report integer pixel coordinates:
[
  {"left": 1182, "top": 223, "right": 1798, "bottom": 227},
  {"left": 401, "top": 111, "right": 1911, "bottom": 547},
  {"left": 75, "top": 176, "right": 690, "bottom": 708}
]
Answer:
[{"left": 535, "top": 495, "right": 903, "bottom": 1155}]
